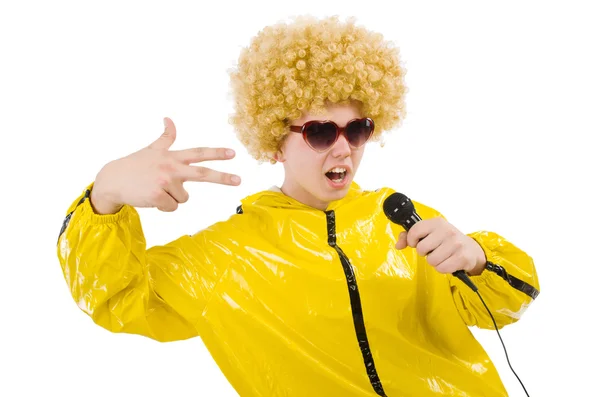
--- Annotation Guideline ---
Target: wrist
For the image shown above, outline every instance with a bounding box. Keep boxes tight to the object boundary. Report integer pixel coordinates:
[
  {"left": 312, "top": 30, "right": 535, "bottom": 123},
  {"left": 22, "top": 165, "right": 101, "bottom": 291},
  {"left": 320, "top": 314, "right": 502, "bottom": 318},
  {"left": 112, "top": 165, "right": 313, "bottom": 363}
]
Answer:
[
  {"left": 466, "top": 238, "right": 488, "bottom": 276},
  {"left": 467, "top": 259, "right": 486, "bottom": 276},
  {"left": 90, "top": 186, "right": 123, "bottom": 215}
]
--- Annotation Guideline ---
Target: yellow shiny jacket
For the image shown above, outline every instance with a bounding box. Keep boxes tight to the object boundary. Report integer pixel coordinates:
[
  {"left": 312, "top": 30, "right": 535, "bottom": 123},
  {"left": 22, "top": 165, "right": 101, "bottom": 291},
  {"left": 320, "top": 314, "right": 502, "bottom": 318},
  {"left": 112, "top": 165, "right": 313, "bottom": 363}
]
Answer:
[{"left": 57, "top": 181, "right": 540, "bottom": 396}]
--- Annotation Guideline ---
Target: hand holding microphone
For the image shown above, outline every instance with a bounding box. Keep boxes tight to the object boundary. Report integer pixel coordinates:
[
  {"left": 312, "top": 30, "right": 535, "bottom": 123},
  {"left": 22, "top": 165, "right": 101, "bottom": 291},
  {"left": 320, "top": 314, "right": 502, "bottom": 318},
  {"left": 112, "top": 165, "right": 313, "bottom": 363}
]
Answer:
[
  {"left": 383, "top": 193, "right": 486, "bottom": 292},
  {"left": 384, "top": 193, "right": 533, "bottom": 395}
]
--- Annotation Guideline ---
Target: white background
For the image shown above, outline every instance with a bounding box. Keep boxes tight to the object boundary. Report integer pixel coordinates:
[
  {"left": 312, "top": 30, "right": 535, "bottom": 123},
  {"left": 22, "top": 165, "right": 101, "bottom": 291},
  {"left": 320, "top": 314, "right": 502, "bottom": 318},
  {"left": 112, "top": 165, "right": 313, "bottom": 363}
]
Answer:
[{"left": 1, "top": 0, "right": 598, "bottom": 395}]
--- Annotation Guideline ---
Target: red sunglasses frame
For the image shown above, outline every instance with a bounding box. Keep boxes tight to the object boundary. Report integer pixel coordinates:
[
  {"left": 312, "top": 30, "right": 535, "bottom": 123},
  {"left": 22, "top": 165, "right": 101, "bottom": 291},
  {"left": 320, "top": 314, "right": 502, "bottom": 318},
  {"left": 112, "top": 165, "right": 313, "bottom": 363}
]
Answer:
[{"left": 288, "top": 117, "right": 374, "bottom": 152}]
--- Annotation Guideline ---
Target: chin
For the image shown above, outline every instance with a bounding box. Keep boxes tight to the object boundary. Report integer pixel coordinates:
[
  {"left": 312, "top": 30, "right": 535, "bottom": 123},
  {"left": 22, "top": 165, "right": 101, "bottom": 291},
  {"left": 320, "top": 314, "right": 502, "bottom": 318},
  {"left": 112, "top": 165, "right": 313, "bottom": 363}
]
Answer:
[
  {"left": 321, "top": 178, "right": 352, "bottom": 200},
  {"left": 331, "top": 186, "right": 350, "bottom": 198}
]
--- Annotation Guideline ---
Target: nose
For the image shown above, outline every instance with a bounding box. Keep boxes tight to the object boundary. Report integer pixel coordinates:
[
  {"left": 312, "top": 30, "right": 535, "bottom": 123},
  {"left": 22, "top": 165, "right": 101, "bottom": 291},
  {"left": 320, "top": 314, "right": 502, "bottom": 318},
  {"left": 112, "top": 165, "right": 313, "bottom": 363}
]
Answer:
[{"left": 330, "top": 133, "right": 352, "bottom": 158}]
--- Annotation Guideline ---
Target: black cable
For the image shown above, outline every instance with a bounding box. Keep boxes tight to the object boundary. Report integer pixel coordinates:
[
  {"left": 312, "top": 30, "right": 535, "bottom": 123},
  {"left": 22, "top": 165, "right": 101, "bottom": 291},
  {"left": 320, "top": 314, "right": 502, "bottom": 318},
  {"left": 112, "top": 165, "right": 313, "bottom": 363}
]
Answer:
[{"left": 475, "top": 290, "right": 530, "bottom": 397}]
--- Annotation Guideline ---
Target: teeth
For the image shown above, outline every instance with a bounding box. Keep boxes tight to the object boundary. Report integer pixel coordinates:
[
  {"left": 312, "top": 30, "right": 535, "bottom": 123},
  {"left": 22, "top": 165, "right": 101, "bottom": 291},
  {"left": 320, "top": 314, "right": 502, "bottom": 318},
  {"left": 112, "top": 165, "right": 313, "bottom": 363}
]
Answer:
[{"left": 326, "top": 167, "right": 347, "bottom": 183}]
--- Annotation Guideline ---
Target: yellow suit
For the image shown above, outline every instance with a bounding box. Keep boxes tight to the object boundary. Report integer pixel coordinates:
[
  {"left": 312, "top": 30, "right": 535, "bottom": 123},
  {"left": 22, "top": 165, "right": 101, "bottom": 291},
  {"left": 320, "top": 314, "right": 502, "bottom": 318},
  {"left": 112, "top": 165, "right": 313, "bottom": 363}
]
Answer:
[{"left": 57, "top": 182, "right": 539, "bottom": 396}]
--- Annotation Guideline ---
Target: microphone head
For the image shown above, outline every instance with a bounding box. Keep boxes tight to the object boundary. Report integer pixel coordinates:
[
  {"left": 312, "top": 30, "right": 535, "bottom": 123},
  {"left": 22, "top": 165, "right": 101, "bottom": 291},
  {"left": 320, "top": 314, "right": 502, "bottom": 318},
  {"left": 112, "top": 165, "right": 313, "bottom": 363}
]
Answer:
[{"left": 383, "top": 192, "right": 415, "bottom": 224}]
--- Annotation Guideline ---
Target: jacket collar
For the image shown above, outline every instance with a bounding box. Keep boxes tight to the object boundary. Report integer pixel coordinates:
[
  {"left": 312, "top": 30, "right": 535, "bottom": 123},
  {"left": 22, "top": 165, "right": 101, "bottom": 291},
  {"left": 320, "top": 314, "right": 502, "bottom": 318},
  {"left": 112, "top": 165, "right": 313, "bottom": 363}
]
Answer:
[{"left": 240, "top": 181, "right": 364, "bottom": 213}]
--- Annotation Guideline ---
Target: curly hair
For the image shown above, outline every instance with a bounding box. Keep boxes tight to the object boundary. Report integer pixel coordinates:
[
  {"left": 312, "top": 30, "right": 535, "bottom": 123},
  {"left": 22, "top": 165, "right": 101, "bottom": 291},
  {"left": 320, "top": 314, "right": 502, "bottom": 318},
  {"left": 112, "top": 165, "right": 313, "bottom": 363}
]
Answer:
[{"left": 228, "top": 15, "right": 408, "bottom": 163}]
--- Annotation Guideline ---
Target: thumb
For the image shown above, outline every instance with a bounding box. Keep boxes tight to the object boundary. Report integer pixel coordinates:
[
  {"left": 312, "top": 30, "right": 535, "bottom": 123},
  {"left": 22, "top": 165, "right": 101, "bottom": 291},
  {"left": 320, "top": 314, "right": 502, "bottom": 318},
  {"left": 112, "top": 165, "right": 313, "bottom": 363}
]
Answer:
[
  {"left": 395, "top": 232, "right": 408, "bottom": 250},
  {"left": 149, "top": 117, "right": 177, "bottom": 149}
]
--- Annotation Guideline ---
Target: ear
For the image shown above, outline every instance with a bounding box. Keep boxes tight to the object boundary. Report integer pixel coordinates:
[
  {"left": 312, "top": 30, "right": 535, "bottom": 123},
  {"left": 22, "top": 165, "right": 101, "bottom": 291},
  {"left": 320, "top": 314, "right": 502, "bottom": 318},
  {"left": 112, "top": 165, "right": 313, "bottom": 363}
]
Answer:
[
  {"left": 273, "top": 149, "right": 286, "bottom": 163},
  {"left": 273, "top": 136, "right": 288, "bottom": 163}
]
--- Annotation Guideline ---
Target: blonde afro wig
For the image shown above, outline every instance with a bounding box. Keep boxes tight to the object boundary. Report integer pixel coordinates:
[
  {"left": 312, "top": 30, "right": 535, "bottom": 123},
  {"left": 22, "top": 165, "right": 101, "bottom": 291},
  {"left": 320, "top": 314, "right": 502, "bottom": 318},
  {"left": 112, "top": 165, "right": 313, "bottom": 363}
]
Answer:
[{"left": 228, "top": 15, "right": 408, "bottom": 163}]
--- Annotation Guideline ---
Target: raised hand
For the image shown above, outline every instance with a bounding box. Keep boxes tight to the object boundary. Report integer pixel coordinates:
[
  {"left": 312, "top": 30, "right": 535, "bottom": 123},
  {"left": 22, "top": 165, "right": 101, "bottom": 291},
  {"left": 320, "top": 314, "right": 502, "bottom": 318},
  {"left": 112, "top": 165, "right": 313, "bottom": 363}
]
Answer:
[{"left": 90, "top": 117, "right": 241, "bottom": 214}]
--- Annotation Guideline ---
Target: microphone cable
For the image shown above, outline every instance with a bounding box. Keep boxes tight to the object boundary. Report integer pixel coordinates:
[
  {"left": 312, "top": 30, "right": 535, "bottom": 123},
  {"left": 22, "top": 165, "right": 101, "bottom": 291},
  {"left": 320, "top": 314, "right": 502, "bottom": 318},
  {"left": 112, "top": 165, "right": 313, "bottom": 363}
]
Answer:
[{"left": 475, "top": 287, "right": 530, "bottom": 397}]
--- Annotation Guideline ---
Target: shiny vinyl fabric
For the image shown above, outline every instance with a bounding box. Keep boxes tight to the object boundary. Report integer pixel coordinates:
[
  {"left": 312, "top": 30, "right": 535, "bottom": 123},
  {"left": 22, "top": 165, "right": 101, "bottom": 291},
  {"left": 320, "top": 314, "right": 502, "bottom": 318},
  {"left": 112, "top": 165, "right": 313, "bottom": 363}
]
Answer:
[{"left": 57, "top": 182, "right": 540, "bottom": 396}]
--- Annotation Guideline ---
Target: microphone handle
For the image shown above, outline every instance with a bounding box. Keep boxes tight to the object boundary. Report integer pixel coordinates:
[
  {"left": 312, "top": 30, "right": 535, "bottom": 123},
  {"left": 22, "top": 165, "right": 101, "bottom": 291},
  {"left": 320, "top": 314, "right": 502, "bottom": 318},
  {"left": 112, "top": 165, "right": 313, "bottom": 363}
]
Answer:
[{"left": 401, "top": 211, "right": 478, "bottom": 292}]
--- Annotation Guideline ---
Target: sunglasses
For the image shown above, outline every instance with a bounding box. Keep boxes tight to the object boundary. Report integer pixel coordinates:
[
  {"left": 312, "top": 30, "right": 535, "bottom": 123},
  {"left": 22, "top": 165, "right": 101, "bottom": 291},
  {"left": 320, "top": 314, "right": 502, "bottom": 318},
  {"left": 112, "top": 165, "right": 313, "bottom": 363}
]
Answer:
[{"left": 289, "top": 117, "right": 374, "bottom": 152}]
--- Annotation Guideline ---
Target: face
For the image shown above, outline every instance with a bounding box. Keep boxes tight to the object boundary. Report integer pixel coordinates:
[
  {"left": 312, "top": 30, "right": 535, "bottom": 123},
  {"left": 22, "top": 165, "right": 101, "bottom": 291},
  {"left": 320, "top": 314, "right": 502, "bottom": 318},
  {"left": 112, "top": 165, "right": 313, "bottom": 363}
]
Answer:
[{"left": 275, "top": 102, "right": 370, "bottom": 210}]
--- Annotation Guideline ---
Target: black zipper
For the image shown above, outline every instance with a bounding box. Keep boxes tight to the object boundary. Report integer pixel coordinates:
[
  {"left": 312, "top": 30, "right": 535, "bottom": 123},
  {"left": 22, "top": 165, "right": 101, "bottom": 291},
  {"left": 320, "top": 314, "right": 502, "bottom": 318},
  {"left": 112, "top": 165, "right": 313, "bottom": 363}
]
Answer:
[
  {"left": 485, "top": 261, "right": 540, "bottom": 299},
  {"left": 325, "top": 210, "right": 387, "bottom": 396},
  {"left": 57, "top": 189, "right": 91, "bottom": 244}
]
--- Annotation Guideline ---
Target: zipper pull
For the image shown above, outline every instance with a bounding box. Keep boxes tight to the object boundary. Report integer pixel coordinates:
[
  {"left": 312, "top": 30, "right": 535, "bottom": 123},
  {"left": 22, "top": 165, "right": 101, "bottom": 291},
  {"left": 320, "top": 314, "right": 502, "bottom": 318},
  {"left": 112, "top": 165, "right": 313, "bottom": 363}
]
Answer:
[{"left": 485, "top": 261, "right": 509, "bottom": 281}]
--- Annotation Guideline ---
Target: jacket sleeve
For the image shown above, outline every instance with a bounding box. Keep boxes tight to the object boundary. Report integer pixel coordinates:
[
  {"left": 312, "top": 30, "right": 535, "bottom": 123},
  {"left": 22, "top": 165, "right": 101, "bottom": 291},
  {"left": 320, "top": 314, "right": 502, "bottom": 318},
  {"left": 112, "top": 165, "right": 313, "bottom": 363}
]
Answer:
[
  {"left": 449, "top": 230, "right": 540, "bottom": 330},
  {"left": 56, "top": 184, "right": 227, "bottom": 342}
]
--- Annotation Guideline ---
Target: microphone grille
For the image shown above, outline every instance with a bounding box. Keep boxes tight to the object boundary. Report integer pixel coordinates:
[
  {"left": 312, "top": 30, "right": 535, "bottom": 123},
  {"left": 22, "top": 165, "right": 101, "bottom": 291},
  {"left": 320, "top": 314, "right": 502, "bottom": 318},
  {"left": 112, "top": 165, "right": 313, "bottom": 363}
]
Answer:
[{"left": 383, "top": 192, "right": 415, "bottom": 223}]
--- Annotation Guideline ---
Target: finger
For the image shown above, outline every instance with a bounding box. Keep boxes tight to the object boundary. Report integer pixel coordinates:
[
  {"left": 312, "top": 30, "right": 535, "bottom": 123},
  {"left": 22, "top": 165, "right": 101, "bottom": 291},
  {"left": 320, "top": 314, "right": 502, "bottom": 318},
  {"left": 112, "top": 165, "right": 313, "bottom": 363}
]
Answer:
[
  {"left": 406, "top": 219, "right": 435, "bottom": 247},
  {"left": 175, "top": 165, "right": 241, "bottom": 185},
  {"left": 435, "top": 252, "right": 467, "bottom": 274},
  {"left": 153, "top": 189, "right": 179, "bottom": 212},
  {"left": 149, "top": 117, "right": 177, "bottom": 150},
  {"left": 414, "top": 230, "right": 444, "bottom": 257},
  {"left": 163, "top": 179, "right": 190, "bottom": 204},
  {"left": 395, "top": 232, "right": 407, "bottom": 249},
  {"left": 424, "top": 238, "right": 455, "bottom": 268},
  {"left": 171, "top": 147, "right": 236, "bottom": 164}
]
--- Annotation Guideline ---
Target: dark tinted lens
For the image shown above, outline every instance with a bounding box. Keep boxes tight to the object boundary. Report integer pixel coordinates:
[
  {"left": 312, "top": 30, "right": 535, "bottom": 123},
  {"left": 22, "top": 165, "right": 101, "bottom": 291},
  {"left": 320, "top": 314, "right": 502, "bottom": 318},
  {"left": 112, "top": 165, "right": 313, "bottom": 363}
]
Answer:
[
  {"left": 305, "top": 122, "right": 338, "bottom": 151},
  {"left": 346, "top": 118, "right": 373, "bottom": 147}
]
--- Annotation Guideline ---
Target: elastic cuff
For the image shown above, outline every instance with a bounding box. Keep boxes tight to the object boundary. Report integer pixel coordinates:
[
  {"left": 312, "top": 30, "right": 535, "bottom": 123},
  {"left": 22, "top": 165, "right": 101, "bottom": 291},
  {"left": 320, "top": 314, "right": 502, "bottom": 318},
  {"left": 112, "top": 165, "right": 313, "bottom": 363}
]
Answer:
[
  {"left": 468, "top": 266, "right": 497, "bottom": 287},
  {"left": 78, "top": 197, "right": 134, "bottom": 225},
  {"left": 73, "top": 183, "right": 134, "bottom": 225}
]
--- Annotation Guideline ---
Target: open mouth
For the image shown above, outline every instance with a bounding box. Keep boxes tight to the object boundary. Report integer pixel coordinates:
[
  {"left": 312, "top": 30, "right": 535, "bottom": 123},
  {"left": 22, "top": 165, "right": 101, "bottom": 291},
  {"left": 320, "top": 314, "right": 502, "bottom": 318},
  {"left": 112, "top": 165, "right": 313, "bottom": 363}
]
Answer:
[{"left": 325, "top": 167, "right": 348, "bottom": 184}]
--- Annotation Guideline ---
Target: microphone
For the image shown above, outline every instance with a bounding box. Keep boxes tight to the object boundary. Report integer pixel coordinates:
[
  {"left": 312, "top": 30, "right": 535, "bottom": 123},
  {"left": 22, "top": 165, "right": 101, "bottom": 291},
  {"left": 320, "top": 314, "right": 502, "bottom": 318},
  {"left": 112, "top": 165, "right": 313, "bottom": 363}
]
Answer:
[{"left": 383, "top": 192, "right": 478, "bottom": 292}]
